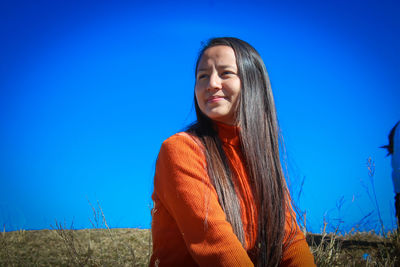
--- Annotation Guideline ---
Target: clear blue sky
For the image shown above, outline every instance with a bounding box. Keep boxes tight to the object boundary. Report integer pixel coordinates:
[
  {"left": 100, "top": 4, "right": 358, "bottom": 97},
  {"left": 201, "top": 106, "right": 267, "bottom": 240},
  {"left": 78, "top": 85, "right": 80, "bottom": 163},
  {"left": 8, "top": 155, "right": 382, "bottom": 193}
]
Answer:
[{"left": 1, "top": 0, "right": 399, "bottom": 233}]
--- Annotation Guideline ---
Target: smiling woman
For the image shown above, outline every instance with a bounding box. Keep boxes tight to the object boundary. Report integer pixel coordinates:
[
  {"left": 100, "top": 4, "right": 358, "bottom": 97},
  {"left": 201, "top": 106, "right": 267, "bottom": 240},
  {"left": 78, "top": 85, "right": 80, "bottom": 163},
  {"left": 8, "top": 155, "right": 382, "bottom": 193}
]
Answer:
[
  {"left": 150, "top": 37, "right": 315, "bottom": 266},
  {"left": 195, "top": 45, "right": 242, "bottom": 125}
]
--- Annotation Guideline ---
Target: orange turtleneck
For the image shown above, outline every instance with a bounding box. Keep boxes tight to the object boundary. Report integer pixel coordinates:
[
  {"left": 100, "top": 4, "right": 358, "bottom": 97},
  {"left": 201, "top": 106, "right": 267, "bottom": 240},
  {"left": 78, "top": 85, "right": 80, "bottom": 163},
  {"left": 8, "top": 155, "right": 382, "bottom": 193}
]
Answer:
[{"left": 150, "top": 123, "right": 316, "bottom": 266}]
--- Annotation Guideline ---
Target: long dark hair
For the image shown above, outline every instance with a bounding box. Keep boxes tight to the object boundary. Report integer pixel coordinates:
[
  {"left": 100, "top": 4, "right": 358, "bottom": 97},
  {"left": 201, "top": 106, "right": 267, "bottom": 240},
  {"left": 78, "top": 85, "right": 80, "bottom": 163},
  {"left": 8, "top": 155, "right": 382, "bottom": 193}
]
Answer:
[{"left": 187, "top": 37, "right": 294, "bottom": 266}]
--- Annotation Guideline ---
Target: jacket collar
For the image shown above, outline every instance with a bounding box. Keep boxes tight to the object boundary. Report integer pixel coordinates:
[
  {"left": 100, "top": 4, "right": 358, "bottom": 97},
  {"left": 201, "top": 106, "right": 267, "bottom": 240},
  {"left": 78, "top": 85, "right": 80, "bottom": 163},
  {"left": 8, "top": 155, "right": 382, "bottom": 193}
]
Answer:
[{"left": 215, "top": 121, "right": 240, "bottom": 147}]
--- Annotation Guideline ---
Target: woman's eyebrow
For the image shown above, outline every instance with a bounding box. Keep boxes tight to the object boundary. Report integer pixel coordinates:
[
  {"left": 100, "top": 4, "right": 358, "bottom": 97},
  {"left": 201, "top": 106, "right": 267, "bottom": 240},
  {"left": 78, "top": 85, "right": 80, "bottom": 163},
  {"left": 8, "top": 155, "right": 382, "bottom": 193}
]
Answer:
[
  {"left": 217, "top": 64, "right": 236, "bottom": 70},
  {"left": 197, "top": 68, "right": 209, "bottom": 72},
  {"left": 197, "top": 65, "right": 236, "bottom": 73}
]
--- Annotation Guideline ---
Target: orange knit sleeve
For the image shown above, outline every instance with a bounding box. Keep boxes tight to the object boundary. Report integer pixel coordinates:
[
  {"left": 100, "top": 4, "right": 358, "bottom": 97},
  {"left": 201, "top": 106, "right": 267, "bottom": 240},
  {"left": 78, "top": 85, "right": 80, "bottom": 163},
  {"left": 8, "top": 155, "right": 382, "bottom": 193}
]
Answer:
[
  {"left": 152, "top": 133, "right": 254, "bottom": 266},
  {"left": 280, "top": 199, "right": 316, "bottom": 267}
]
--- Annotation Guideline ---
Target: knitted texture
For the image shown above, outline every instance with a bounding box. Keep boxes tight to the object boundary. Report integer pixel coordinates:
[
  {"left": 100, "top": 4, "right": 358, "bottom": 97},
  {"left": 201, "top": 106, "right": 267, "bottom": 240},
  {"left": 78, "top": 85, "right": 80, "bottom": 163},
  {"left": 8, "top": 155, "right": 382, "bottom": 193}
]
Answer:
[{"left": 151, "top": 123, "right": 316, "bottom": 266}]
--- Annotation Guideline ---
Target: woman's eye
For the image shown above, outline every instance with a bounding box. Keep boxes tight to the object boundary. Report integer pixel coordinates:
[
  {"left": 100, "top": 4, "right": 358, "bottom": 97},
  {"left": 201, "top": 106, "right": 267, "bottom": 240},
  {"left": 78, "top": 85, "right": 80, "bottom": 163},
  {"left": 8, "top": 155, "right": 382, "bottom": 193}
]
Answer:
[
  {"left": 197, "top": 74, "right": 208, "bottom": 80},
  {"left": 222, "top": 71, "right": 234, "bottom": 76}
]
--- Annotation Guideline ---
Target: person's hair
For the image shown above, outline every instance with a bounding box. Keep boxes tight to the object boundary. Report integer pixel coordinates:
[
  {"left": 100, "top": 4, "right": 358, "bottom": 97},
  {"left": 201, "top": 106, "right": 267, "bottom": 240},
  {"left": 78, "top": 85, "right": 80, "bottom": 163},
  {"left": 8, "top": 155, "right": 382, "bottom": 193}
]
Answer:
[
  {"left": 187, "top": 37, "right": 295, "bottom": 266},
  {"left": 381, "top": 121, "right": 400, "bottom": 156}
]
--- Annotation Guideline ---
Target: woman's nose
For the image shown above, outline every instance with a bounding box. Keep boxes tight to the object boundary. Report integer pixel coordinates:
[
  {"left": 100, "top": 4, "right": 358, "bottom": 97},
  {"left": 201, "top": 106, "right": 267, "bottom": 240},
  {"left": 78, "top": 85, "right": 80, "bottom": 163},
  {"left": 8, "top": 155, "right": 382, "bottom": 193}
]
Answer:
[{"left": 207, "top": 73, "right": 222, "bottom": 91}]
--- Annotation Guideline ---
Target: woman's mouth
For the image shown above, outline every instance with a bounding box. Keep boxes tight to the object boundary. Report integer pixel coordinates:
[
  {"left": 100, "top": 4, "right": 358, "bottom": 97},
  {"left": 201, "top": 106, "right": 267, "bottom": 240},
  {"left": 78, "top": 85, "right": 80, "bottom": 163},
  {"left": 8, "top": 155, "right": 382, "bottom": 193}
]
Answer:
[{"left": 207, "top": 96, "right": 225, "bottom": 103}]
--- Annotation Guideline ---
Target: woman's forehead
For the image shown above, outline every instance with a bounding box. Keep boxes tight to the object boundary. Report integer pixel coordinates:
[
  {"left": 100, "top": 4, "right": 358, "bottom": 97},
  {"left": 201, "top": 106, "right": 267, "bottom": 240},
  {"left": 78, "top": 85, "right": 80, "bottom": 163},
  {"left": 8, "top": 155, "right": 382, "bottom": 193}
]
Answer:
[{"left": 197, "top": 45, "right": 237, "bottom": 70}]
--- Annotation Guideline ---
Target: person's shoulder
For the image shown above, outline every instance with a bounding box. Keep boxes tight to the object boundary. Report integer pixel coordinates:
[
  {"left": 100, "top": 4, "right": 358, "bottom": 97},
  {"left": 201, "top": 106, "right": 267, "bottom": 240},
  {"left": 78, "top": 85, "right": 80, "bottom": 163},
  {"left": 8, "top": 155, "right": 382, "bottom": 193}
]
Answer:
[
  {"left": 156, "top": 132, "right": 206, "bottom": 171},
  {"left": 161, "top": 132, "right": 203, "bottom": 151},
  {"left": 157, "top": 132, "right": 205, "bottom": 160}
]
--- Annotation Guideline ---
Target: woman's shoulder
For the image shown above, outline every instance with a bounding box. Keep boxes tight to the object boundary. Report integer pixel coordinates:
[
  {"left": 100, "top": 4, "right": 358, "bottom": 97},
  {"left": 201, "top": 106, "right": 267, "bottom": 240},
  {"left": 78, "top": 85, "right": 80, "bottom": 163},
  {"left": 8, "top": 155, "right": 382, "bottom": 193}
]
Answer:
[
  {"left": 155, "top": 132, "right": 207, "bottom": 185},
  {"left": 161, "top": 132, "right": 204, "bottom": 152}
]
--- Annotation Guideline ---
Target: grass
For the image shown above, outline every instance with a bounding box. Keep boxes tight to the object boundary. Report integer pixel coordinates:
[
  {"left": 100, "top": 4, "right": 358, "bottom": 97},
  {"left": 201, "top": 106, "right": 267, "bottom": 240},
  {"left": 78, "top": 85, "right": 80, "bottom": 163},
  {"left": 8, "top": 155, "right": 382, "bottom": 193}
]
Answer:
[
  {"left": 0, "top": 200, "right": 152, "bottom": 267},
  {"left": 1, "top": 226, "right": 399, "bottom": 266},
  {"left": 309, "top": 224, "right": 399, "bottom": 266},
  {"left": 1, "top": 157, "right": 399, "bottom": 266},
  {"left": 0, "top": 227, "right": 150, "bottom": 266}
]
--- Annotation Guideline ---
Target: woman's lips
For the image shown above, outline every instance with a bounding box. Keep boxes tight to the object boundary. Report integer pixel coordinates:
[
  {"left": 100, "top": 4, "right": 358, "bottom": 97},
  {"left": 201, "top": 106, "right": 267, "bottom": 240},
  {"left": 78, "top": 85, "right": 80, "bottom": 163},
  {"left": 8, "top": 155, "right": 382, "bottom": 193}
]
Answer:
[{"left": 207, "top": 96, "right": 225, "bottom": 103}]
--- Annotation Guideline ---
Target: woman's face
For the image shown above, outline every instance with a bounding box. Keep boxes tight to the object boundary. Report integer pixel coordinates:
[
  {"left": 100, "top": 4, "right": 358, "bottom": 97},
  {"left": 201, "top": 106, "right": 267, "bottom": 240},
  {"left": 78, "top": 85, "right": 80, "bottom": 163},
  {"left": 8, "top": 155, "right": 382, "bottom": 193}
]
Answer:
[{"left": 195, "top": 45, "right": 241, "bottom": 125}]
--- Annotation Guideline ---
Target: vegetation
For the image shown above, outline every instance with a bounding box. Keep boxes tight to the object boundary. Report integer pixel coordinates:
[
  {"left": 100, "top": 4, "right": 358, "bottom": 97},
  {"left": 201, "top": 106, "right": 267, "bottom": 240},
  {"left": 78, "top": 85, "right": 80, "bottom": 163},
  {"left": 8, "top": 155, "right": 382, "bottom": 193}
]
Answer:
[
  {"left": 0, "top": 227, "right": 150, "bottom": 267},
  {"left": 0, "top": 201, "right": 152, "bottom": 266},
  {"left": 1, "top": 158, "right": 398, "bottom": 266},
  {"left": 1, "top": 226, "right": 399, "bottom": 266},
  {"left": 308, "top": 225, "right": 399, "bottom": 266}
]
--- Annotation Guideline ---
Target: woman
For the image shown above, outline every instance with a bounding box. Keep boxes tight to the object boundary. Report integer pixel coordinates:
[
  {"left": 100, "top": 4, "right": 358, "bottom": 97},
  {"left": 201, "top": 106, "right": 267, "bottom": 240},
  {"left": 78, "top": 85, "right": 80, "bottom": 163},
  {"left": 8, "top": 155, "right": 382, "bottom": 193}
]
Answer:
[{"left": 150, "top": 37, "right": 315, "bottom": 266}]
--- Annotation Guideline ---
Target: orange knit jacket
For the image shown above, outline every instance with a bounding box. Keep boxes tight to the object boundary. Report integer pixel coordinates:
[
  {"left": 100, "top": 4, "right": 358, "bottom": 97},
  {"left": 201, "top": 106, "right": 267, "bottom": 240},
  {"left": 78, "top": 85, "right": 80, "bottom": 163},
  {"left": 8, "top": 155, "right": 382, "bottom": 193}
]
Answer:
[{"left": 151, "top": 123, "right": 316, "bottom": 266}]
